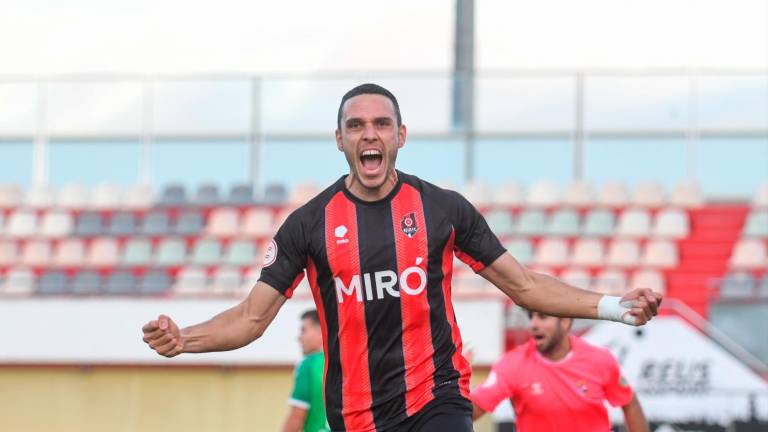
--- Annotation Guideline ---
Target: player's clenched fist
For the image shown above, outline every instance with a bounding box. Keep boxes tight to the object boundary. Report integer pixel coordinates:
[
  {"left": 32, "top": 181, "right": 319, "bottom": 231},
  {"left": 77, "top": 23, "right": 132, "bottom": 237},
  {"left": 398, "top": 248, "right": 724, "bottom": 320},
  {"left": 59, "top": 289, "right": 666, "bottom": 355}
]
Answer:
[{"left": 142, "top": 314, "right": 184, "bottom": 357}]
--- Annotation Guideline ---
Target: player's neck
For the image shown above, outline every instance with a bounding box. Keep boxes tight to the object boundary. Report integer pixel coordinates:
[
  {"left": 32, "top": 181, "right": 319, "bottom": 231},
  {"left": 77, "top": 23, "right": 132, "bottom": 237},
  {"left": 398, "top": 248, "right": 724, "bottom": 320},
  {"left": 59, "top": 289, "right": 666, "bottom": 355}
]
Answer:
[
  {"left": 345, "top": 169, "right": 399, "bottom": 202},
  {"left": 542, "top": 335, "right": 572, "bottom": 362}
]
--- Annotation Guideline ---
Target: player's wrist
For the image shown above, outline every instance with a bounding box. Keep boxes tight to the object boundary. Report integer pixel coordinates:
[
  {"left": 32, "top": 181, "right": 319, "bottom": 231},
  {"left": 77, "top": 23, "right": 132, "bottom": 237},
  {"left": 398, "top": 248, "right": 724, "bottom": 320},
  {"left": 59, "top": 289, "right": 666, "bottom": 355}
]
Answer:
[{"left": 597, "top": 295, "right": 636, "bottom": 325}]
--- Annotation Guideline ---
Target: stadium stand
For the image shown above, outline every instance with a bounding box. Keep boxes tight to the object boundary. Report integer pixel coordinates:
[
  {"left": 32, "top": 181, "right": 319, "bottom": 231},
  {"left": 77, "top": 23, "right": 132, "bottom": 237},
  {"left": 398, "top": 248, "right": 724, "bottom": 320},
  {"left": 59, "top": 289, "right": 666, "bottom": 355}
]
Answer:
[{"left": 0, "top": 181, "right": 762, "bottom": 322}]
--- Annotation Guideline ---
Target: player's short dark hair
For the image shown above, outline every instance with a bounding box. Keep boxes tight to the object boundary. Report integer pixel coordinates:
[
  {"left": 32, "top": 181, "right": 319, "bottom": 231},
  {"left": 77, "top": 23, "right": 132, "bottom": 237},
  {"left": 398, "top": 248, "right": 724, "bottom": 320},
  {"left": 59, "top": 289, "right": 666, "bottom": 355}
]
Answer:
[
  {"left": 301, "top": 309, "right": 320, "bottom": 325},
  {"left": 337, "top": 83, "right": 402, "bottom": 130}
]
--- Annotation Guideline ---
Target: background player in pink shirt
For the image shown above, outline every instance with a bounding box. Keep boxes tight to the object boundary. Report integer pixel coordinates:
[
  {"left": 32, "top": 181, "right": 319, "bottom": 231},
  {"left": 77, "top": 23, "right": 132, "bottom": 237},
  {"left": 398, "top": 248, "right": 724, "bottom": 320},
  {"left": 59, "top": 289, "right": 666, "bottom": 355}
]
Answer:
[{"left": 472, "top": 311, "right": 649, "bottom": 432}]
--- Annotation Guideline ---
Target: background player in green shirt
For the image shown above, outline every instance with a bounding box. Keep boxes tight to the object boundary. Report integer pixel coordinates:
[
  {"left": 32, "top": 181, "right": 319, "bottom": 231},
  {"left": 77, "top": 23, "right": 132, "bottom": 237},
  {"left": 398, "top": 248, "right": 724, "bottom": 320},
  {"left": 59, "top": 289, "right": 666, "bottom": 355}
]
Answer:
[{"left": 282, "top": 310, "right": 329, "bottom": 432}]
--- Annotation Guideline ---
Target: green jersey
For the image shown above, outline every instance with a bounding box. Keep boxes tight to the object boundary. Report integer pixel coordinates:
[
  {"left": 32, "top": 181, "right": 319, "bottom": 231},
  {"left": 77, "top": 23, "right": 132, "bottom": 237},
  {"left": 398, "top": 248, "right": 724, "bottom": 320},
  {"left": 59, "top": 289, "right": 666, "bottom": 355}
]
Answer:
[{"left": 289, "top": 351, "right": 329, "bottom": 432}]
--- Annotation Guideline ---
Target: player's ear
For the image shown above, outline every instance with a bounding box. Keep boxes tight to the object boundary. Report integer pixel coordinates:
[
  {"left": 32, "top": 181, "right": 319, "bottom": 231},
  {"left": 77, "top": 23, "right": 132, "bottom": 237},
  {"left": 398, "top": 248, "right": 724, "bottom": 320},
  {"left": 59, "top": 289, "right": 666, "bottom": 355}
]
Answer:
[
  {"left": 397, "top": 124, "right": 407, "bottom": 149},
  {"left": 335, "top": 129, "right": 343, "bottom": 152}
]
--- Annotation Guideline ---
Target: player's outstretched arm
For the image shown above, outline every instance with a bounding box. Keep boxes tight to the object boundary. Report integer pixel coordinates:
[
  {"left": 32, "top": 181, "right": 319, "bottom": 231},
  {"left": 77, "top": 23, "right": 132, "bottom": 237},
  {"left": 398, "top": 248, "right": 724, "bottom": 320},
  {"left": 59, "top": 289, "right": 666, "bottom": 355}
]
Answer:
[
  {"left": 479, "top": 253, "right": 662, "bottom": 325},
  {"left": 141, "top": 281, "right": 286, "bottom": 357},
  {"left": 622, "top": 394, "right": 649, "bottom": 432}
]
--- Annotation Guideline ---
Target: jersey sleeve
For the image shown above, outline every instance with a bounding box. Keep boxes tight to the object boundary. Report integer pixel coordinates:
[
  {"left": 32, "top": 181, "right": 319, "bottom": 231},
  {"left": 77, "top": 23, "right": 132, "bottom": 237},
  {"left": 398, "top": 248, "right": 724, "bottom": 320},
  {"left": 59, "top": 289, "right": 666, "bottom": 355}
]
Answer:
[
  {"left": 449, "top": 191, "right": 506, "bottom": 272},
  {"left": 288, "top": 358, "right": 311, "bottom": 409},
  {"left": 603, "top": 353, "right": 634, "bottom": 407},
  {"left": 258, "top": 210, "right": 307, "bottom": 298},
  {"left": 471, "top": 361, "right": 513, "bottom": 413}
]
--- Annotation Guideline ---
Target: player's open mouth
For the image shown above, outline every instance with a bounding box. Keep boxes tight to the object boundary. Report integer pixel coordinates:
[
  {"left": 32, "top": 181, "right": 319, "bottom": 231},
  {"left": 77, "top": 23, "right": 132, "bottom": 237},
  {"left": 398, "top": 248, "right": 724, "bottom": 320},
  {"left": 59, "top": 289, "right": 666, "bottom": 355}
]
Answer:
[{"left": 360, "top": 149, "right": 383, "bottom": 172}]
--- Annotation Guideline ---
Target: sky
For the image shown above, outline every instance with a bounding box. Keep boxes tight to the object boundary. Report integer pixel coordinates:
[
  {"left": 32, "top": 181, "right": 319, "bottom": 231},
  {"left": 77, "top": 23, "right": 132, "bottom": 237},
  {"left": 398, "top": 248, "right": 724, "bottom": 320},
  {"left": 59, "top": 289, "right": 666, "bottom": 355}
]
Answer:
[{"left": 0, "top": 0, "right": 765, "bottom": 75}]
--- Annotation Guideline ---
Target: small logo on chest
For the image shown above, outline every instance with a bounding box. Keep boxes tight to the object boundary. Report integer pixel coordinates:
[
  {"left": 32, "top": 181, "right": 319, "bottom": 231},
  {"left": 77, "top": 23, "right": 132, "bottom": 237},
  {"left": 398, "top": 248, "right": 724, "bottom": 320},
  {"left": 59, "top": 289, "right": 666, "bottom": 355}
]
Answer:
[
  {"left": 335, "top": 225, "right": 349, "bottom": 244},
  {"left": 531, "top": 382, "right": 544, "bottom": 395},
  {"left": 401, "top": 212, "right": 418, "bottom": 238}
]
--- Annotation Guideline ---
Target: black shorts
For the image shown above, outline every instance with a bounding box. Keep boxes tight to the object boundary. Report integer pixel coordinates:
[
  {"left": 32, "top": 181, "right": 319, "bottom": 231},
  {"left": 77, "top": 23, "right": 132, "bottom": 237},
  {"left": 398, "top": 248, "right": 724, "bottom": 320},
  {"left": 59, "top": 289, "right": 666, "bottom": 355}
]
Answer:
[{"left": 386, "top": 393, "right": 474, "bottom": 432}]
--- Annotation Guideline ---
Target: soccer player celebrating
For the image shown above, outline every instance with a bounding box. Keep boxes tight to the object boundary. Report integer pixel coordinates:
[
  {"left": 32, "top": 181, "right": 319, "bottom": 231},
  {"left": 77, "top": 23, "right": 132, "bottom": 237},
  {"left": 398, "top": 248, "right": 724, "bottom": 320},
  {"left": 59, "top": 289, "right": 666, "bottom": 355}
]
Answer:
[
  {"left": 141, "top": 83, "right": 662, "bottom": 432},
  {"left": 283, "top": 309, "right": 330, "bottom": 432},
  {"left": 471, "top": 311, "right": 648, "bottom": 432}
]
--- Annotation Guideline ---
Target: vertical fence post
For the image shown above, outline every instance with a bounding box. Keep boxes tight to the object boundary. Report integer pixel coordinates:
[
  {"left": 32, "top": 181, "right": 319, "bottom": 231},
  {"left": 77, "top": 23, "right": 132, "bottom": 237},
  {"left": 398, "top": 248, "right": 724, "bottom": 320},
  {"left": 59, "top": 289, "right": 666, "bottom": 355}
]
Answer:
[
  {"left": 250, "top": 77, "right": 263, "bottom": 196},
  {"left": 33, "top": 80, "right": 48, "bottom": 185},
  {"left": 573, "top": 72, "right": 585, "bottom": 181}
]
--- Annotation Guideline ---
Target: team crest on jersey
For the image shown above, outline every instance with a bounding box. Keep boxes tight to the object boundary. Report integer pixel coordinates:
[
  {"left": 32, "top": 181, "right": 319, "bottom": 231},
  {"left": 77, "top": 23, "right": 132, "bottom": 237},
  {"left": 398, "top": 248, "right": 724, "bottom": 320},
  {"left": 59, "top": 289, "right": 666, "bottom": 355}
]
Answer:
[
  {"left": 263, "top": 239, "right": 277, "bottom": 267},
  {"left": 576, "top": 380, "right": 589, "bottom": 395},
  {"left": 401, "top": 212, "right": 418, "bottom": 238}
]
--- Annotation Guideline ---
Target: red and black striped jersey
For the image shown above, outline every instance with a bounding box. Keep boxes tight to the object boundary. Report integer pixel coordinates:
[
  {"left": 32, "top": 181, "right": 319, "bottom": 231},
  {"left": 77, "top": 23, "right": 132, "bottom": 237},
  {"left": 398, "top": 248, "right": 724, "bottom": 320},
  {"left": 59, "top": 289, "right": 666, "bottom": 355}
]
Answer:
[{"left": 259, "top": 171, "right": 506, "bottom": 432}]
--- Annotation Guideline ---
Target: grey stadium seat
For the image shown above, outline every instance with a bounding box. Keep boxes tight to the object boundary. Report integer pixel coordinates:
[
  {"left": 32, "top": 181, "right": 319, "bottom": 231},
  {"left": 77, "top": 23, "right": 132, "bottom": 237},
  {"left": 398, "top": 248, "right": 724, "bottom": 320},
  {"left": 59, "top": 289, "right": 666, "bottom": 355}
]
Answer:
[
  {"left": 105, "top": 270, "right": 137, "bottom": 295},
  {"left": 139, "top": 269, "right": 172, "bottom": 295},
  {"left": 38, "top": 270, "right": 70, "bottom": 295},
  {"left": 75, "top": 212, "right": 104, "bottom": 236},
  {"left": 71, "top": 270, "right": 103, "bottom": 295}
]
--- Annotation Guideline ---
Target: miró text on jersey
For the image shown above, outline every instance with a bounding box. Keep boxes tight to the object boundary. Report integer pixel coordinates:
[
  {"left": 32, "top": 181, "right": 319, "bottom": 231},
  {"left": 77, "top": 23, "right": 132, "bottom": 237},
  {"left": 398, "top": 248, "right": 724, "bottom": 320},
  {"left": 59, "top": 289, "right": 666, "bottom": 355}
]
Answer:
[{"left": 334, "top": 265, "right": 427, "bottom": 303}]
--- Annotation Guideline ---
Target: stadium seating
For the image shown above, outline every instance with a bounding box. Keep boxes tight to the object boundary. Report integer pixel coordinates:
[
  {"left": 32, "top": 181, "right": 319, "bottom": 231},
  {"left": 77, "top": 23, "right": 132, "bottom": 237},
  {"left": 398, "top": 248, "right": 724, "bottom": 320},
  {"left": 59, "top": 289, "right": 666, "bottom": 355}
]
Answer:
[
  {"left": 504, "top": 239, "right": 533, "bottom": 265},
  {"left": 534, "top": 238, "right": 569, "bottom": 267},
  {"left": 123, "top": 185, "right": 153, "bottom": 209},
  {"left": 516, "top": 209, "right": 547, "bottom": 236},
  {"left": 75, "top": 212, "right": 104, "bottom": 236},
  {"left": 0, "top": 240, "right": 17, "bottom": 266},
  {"left": 630, "top": 269, "right": 666, "bottom": 294},
  {"left": 632, "top": 182, "right": 665, "bottom": 207},
  {"left": 0, "top": 181, "right": 757, "bottom": 311},
  {"left": 493, "top": 182, "right": 525, "bottom": 207},
  {"left": 141, "top": 211, "right": 171, "bottom": 236},
  {"left": 7, "top": 210, "right": 37, "bottom": 237},
  {"left": 26, "top": 185, "right": 55, "bottom": 208},
  {"left": 547, "top": 208, "right": 580, "bottom": 237},
  {"left": 606, "top": 239, "right": 640, "bottom": 267},
  {"left": 87, "top": 238, "right": 119, "bottom": 266},
  {"left": 593, "top": 268, "right": 627, "bottom": 295},
  {"left": 642, "top": 239, "right": 679, "bottom": 268},
  {"left": 462, "top": 181, "right": 493, "bottom": 208},
  {"left": 0, "top": 184, "right": 22, "bottom": 208},
  {"left": 616, "top": 208, "right": 651, "bottom": 238},
  {"left": 582, "top": 208, "right": 615, "bottom": 237},
  {"left": 559, "top": 268, "right": 591, "bottom": 290},
  {"left": 719, "top": 272, "right": 755, "bottom": 299},
  {"left": 194, "top": 183, "right": 221, "bottom": 206},
  {"left": 571, "top": 238, "right": 604, "bottom": 267},
  {"left": 485, "top": 210, "right": 515, "bottom": 236},
  {"left": 40, "top": 210, "right": 73, "bottom": 238},
  {"left": 176, "top": 211, "right": 204, "bottom": 236},
  {"left": 174, "top": 267, "right": 208, "bottom": 295},
  {"left": 729, "top": 239, "right": 767, "bottom": 269},
  {"left": 57, "top": 184, "right": 89, "bottom": 208},
  {"left": 90, "top": 183, "right": 122, "bottom": 209},
  {"left": 22, "top": 240, "right": 52, "bottom": 266},
  {"left": 242, "top": 208, "right": 274, "bottom": 238},
  {"left": 228, "top": 183, "right": 255, "bottom": 206},
  {"left": 155, "top": 238, "right": 187, "bottom": 266},
  {"left": 742, "top": 210, "right": 768, "bottom": 238},
  {"left": 753, "top": 183, "right": 768, "bottom": 207},
  {"left": 653, "top": 208, "right": 690, "bottom": 238},
  {"left": 3, "top": 268, "right": 35, "bottom": 294},
  {"left": 71, "top": 270, "right": 102, "bottom": 295},
  {"left": 160, "top": 184, "right": 187, "bottom": 207},
  {"left": 138, "top": 269, "right": 171, "bottom": 295},
  {"left": 670, "top": 182, "right": 704, "bottom": 208},
  {"left": 597, "top": 182, "right": 629, "bottom": 208},
  {"left": 562, "top": 181, "right": 594, "bottom": 208},
  {"left": 105, "top": 270, "right": 136, "bottom": 295},
  {"left": 206, "top": 208, "right": 239, "bottom": 237},
  {"left": 526, "top": 181, "right": 560, "bottom": 208},
  {"left": 123, "top": 238, "right": 153, "bottom": 266}
]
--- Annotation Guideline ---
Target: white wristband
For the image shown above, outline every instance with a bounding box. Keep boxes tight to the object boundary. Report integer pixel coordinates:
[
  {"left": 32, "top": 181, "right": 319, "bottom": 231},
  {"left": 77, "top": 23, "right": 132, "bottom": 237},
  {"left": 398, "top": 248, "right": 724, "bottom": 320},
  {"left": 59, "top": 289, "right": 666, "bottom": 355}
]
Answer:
[{"left": 597, "top": 295, "right": 636, "bottom": 325}]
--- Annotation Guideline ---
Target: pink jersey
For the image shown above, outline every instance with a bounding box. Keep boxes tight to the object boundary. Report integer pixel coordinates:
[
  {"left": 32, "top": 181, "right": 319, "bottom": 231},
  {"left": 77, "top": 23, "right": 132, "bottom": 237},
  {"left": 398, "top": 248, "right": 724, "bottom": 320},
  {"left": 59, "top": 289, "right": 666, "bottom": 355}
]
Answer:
[{"left": 471, "top": 335, "right": 633, "bottom": 432}]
